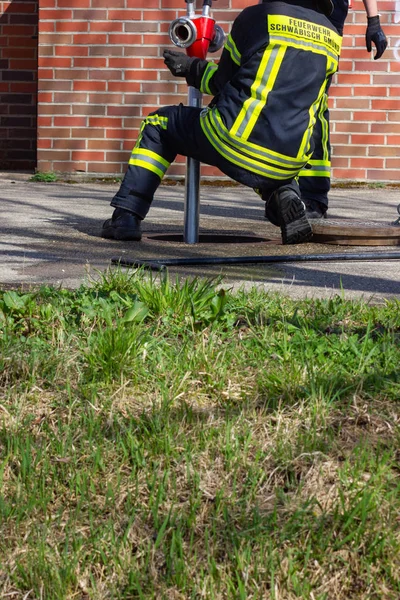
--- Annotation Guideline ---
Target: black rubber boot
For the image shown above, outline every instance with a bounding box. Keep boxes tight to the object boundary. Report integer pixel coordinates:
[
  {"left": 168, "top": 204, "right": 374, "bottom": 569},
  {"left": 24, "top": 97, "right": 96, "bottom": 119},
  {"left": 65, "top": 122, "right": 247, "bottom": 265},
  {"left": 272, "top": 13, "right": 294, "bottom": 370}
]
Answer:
[
  {"left": 304, "top": 199, "right": 327, "bottom": 220},
  {"left": 269, "top": 188, "right": 313, "bottom": 245},
  {"left": 101, "top": 208, "right": 142, "bottom": 241}
]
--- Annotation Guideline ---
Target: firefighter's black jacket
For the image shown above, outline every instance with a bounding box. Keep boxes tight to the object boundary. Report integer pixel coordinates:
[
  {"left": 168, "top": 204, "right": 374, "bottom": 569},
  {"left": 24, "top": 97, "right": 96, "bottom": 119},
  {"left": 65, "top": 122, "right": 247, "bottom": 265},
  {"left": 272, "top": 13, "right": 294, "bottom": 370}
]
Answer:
[{"left": 186, "top": 0, "right": 342, "bottom": 181}]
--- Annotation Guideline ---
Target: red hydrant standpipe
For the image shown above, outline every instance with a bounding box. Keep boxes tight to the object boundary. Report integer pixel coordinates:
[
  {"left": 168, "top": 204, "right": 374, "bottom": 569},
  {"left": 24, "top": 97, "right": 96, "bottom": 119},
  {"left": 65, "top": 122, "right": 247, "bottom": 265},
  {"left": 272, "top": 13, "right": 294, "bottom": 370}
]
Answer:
[{"left": 169, "top": 0, "right": 224, "bottom": 243}]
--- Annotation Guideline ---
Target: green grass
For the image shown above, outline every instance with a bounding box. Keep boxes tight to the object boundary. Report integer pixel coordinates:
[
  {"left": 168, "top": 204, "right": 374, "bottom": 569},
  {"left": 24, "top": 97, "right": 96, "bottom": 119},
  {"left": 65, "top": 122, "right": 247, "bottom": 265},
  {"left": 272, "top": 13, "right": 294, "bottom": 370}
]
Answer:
[
  {"left": 0, "top": 269, "right": 399, "bottom": 599},
  {"left": 29, "top": 171, "right": 58, "bottom": 183}
]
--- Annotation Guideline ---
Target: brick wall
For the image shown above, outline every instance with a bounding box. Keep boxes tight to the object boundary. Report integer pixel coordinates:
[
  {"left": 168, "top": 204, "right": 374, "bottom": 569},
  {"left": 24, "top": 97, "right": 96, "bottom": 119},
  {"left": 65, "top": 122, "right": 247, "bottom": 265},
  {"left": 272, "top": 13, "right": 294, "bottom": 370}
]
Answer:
[
  {"left": 35, "top": 0, "right": 399, "bottom": 181},
  {"left": 0, "top": 0, "right": 38, "bottom": 170}
]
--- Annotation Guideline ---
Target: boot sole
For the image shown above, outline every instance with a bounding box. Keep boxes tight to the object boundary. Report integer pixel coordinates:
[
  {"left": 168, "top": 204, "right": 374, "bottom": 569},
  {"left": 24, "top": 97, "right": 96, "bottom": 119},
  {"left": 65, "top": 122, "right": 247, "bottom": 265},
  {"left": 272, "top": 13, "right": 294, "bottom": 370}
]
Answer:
[
  {"left": 277, "top": 191, "right": 313, "bottom": 245},
  {"left": 101, "top": 226, "right": 142, "bottom": 241},
  {"left": 282, "top": 216, "right": 313, "bottom": 245}
]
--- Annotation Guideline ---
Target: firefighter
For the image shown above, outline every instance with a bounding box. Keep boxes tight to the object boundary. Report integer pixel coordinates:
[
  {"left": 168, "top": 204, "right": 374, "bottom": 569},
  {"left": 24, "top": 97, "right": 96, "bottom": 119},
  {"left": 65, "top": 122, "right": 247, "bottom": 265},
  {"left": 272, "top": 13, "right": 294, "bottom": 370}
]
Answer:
[
  {"left": 102, "top": 0, "right": 342, "bottom": 245},
  {"left": 297, "top": 0, "right": 387, "bottom": 219}
]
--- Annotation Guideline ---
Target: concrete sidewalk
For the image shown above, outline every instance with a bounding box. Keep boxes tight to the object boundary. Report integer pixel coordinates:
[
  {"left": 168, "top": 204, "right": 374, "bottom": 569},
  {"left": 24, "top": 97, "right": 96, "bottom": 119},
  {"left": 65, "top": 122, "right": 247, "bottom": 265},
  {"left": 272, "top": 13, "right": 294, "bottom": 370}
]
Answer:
[{"left": 1, "top": 172, "right": 399, "bottom": 301}]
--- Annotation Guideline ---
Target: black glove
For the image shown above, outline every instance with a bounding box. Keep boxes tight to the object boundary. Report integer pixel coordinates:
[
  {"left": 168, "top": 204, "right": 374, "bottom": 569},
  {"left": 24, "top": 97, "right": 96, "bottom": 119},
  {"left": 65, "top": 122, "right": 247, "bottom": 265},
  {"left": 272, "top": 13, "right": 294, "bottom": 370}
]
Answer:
[
  {"left": 163, "top": 49, "right": 194, "bottom": 77},
  {"left": 365, "top": 16, "right": 388, "bottom": 60}
]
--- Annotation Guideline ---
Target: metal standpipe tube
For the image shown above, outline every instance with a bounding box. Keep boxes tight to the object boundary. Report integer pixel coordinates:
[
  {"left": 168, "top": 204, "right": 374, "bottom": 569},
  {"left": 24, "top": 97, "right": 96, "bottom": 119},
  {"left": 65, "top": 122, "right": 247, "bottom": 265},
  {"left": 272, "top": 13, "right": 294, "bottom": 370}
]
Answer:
[
  {"left": 184, "top": 86, "right": 202, "bottom": 244},
  {"left": 168, "top": 0, "right": 224, "bottom": 244}
]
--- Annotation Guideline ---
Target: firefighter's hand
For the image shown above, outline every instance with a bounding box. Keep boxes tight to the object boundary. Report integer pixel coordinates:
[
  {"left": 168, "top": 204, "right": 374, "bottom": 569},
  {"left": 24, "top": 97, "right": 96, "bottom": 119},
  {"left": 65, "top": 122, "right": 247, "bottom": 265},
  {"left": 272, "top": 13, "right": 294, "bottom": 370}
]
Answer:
[
  {"left": 366, "top": 16, "right": 387, "bottom": 60},
  {"left": 163, "top": 49, "right": 194, "bottom": 77}
]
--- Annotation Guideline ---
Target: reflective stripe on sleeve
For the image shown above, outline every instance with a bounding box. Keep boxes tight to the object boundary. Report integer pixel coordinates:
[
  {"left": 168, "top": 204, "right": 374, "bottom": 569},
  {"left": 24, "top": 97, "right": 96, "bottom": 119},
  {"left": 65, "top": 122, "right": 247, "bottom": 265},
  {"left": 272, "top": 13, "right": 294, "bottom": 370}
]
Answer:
[
  {"left": 225, "top": 33, "right": 241, "bottom": 66},
  {"left": 200, "top": 63, "right": 218, "bottom": 95}
]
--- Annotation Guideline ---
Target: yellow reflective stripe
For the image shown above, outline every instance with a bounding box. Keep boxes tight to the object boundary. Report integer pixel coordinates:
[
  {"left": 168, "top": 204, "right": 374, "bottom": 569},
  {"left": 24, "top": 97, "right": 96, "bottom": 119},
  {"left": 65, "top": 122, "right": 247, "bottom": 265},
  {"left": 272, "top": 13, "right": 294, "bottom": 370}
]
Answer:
[
  {"left": 230, "top": 44, "right": 286, "bottom": 140},
  {"left": 128, "top": 158, "right": 164, "bottom": 179},
  {"left": 201, "top": 112, "right": 306, "bottom": 180},
  {"left": 298, "top": 168, "right": 330, "bottom": 177},
  {"left": 306, "top": 159, "right": 331, "bottom": 167},
  {"left": 135, "top": 114, "right": 168, "bottom": 148},
  {"left": 298, "top": 159, "right": 330, "bottom": 177},
  {"left": 209, "top": 109, "right": 309, "bottom": 169},
  {"left": 200, "top": 63, "right": 218, "bottom": 94},
  {"left": 225, "top": 33, "right": 241, "bottom": 66},
  {"left": 269, "top": 35, "right": 339, "bottom": 65},
  {"left": 268, "top": 15, "right": 342, "bottom": 58},
  {"left": 297, "top": 78, "right": 328, "bottom": 158},
  {"left": 319, "top": 93, "right": 330, "bottom": 163},
  {"left": 131, "top": 148, "right": 170, "bottom": 169},
  {"left": 129, "top": 149, "right": 170, "bottom": 179}
]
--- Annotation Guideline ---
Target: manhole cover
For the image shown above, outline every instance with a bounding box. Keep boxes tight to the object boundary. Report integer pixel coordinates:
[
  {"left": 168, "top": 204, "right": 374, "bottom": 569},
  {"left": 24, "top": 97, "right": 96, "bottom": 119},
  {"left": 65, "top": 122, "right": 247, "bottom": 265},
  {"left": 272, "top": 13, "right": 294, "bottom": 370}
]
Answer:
[
  {"left": 146, "top": 233, "right": 275, "bottom": 244},
  {"left": 312, "top": 219, "right": 400, "bottom": 246}
]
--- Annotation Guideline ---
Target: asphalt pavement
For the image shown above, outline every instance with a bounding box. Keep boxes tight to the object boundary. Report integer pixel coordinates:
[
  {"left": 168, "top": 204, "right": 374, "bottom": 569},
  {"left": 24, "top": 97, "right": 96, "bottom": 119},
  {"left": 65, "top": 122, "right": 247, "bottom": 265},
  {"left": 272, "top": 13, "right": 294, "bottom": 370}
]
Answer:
[{"left": 1, "top": 172, "right": 399, "bottom": 301}]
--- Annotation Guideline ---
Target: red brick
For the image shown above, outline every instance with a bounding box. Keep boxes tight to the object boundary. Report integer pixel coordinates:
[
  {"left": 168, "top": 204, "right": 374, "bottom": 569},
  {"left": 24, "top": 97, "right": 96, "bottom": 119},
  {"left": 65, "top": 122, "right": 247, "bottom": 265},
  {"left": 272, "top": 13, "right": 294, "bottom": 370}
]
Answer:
[
  {"left": 54, "top": 138, "right": 85, "bottom": 150},
  {"left": 369, "top": 146, "right": 399, "bottom": 156},
  {"left": 108, "top": 81, "right": 140, "bottom": 92},
  {"left": 89, "top": 70, "right": 122, "bottom": 80},
  {"left": 73, "top": 105, "right": 105, "bottom": 115},
  {"left": 39, "top": 57, "right": 71, "bottom": 68},
  {"left": 89, "top": 93, "right": 123, "bottom": 105},
  {"left": 58, "top": 0, "right": 90, "bottom": 7},
  {"left": 72, "top": 151, "right": 104, "bottom": 161},
  {"left": 72, "top": 9, "right": 108, "bottom": 19},
  {"left": 333, "top": 168, "right": 367, "bottom": 179},
  {"left": 38, "top": 92, "right": 53, "bottom": 103},
  {"left": 107, "top": 128, "right": 137, "bottom": 140},
  {"left": 72, "top": 128, "right": 105, "bottom": 138},
  {"left": 56, "top": 21, "right": 88, "bottom": 32},
  {"left": 73, "top": 33, "right": 107, "bottom": 44},
  {"left": 107, "top": 105, "right": 141, "bottom": 117},
  {"left": 371, "top": 123, "right": 400, "bottom": 134},
  {"left": 89, "top": 117, "right": 122, "bottom": 128},
  {"left": 90, "top": 21, "right": 123, "bottom": 33},
  {"left": 53, "top": 161, "right": 87, "bottom": 171},
  {"left": 385, "top": 158, "right": 400, "bottom": 168},
  {"left": 335, "top": 73, "right": 371, "bottom": 85},
  {"left": 40, "top": 105, "right": 71, "bottom": 115},
  {"left": 108, "top": 58, "right": 141, "bottom": 69},
  {"left": 354, "top": 60, "right": 388, "bottom": 71},
  {"left": 88, "top": 162, "right": 123, "bottom": 173},
  {"left": 334, "top": 122, "right": 369, "bottom": 133},
  {"left": 74, "top": 57, "right": 107, "bottom": 68},
  {"left": 333, "top": 145, "right": 367, "bottom": 156},
  {"left": 40, "top": 9, "right": 72, "bottom": 20},
  {"left": 40, "top": 127, "right": 71, "bottom": 137},
  {"left": 353, "top": 110, "right": 387, "bottom": 121},
  {"left": 372, "top": 99, "right": 400, "bottom": 110},
  {"left": 90, "top": 45, "right": 124, "bottom": 56},
  {"left": 37, "top": 138, "right": 52, "bottom": 149},
  {"left": 330, "top": 157, "right": 349, "bottom": 168},
  {"left": 74, "top": 80, "right": 106, "bottom": 91},
  {"left": 330, "top": 133, "right": 350, "bottom": 144},
  {"left": 351, "top": 157, "right": 384, "bottom": 169},
  {"left": 353, "top": 86, "right": 388, "bottom": 97},
  {"left": 55, "top": 46, "right": 88, "bottom": 57},
  {"left": 351, "top": 134, "right": 385, "bottom": 145},
  {"left": 368, "top": 169, "right": 400, "bottom": 180},
  {"left": 39, "top": 149, "right": 71, "bottom": 160},
  {"left": 335, "top": 98, "right": 370, "bottom": 109},
  {"left": 88, "top": 140, "right": 121, "bottom": 150}
]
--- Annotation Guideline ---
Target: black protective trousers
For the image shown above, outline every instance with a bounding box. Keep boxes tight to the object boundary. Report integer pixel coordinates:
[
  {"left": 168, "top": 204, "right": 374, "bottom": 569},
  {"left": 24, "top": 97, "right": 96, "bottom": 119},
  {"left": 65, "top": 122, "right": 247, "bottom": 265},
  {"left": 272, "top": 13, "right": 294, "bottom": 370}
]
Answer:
[{"left": 111, "top": 104, "right": 299, "bottom": 219}]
